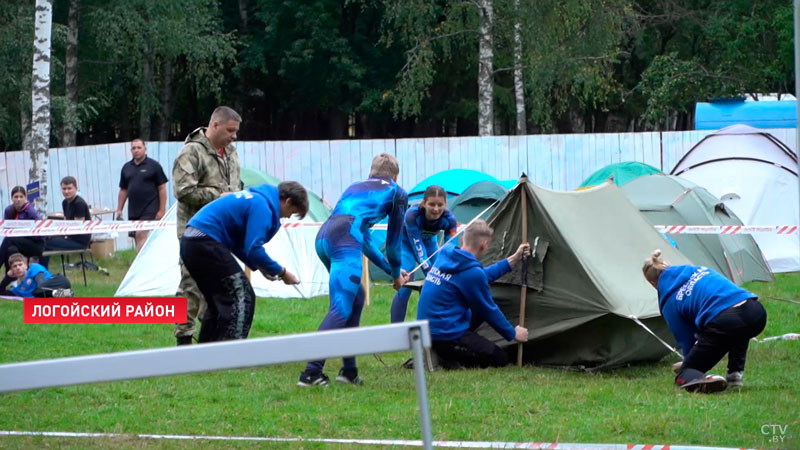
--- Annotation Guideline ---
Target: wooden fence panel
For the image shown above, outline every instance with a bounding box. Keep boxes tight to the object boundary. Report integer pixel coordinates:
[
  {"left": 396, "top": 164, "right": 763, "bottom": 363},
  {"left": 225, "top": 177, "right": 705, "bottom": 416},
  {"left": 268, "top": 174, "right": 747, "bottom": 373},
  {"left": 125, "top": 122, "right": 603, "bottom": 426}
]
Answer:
[{"left": 5, "top": 127, "right": 795, "bottom": 215}]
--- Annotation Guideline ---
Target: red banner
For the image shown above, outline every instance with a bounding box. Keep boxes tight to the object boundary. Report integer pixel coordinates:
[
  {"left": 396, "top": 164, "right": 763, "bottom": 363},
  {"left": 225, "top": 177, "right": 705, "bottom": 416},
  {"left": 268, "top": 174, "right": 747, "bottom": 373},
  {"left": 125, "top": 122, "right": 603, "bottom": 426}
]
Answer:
[{"left": 23, "top": 297, "right": 187, "bottom": 324}]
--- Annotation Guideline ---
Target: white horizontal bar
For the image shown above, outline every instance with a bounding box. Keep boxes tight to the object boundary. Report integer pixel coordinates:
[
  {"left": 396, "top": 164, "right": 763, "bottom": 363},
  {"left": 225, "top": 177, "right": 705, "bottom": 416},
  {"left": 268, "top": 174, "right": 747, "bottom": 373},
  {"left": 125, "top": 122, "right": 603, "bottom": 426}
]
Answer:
[{"left": 0, "top": 321, "right": 431, "bottom": 393}]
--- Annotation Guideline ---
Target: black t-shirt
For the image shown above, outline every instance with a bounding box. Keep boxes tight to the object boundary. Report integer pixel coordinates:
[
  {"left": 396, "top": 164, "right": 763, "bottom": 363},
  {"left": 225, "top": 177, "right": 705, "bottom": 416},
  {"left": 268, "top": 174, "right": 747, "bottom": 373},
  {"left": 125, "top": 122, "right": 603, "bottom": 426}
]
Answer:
[
  {"left": 119, "top": 156, "right": 168, "bottom": 219},
  {"left": 63, "top": 194, "right": 92, "bottom": 246}
]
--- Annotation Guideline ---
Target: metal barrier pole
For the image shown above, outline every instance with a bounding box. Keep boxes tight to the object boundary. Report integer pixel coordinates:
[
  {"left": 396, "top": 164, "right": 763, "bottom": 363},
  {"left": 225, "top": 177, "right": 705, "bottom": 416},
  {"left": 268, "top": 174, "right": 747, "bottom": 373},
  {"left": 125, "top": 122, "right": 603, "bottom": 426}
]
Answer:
[{"left": 409, "top": 326, "right": 433, "bottom": 450}]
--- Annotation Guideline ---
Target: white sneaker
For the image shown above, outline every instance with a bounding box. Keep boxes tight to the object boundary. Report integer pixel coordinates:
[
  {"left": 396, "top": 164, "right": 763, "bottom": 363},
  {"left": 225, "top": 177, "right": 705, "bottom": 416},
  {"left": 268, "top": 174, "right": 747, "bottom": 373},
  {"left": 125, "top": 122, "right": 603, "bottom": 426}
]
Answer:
[{"left": 726, "top": 371, "right": 743, "bottom": 387}]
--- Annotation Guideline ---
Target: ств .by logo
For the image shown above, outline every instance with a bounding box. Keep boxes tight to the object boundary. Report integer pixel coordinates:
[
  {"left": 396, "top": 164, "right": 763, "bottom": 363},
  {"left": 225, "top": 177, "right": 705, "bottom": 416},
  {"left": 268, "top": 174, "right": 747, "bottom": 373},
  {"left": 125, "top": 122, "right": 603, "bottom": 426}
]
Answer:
[{"left": 761, "top": 424, "right": 789, "bottom": 444}]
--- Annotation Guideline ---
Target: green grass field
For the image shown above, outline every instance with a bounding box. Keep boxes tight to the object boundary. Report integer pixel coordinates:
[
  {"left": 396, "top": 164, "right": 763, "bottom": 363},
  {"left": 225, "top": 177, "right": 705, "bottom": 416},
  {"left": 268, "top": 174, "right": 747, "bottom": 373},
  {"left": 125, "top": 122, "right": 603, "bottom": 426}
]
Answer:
[{"left": 0, "top": 251, "right": 798, "bottom": 449}]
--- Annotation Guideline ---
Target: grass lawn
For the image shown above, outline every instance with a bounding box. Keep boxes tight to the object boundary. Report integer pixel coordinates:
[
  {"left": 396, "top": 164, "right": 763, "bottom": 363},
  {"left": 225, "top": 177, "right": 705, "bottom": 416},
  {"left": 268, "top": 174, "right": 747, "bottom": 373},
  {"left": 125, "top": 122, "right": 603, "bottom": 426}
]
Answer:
[{"left": 0, "top": 251, "right": 798, "bottom": 449}]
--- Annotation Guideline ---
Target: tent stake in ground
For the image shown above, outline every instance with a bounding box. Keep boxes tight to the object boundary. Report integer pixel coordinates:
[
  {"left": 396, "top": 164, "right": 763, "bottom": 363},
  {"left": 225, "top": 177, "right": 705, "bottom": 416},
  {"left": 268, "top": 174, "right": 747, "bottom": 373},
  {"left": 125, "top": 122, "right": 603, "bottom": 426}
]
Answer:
[{"left": 516, "top": 174, "right": 529, "bottom": 367}]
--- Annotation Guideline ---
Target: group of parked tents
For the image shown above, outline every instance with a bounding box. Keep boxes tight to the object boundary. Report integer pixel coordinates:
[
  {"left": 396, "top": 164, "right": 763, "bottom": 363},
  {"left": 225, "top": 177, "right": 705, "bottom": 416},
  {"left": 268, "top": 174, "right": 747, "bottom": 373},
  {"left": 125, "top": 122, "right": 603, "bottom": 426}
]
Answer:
[{"left": 118, "top": 124, "right": 798, "bottom": 370}]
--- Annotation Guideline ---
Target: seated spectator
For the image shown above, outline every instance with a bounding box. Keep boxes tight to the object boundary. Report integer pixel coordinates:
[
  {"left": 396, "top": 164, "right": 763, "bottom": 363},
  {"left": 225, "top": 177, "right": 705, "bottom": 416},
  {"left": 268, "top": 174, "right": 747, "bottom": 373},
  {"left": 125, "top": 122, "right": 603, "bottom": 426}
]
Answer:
[
  {"left": 0, "top": 186, "right": 45, "bottom": 286},
  {"left": 40, "top": 176, "right": 92, "bottom": 269}
]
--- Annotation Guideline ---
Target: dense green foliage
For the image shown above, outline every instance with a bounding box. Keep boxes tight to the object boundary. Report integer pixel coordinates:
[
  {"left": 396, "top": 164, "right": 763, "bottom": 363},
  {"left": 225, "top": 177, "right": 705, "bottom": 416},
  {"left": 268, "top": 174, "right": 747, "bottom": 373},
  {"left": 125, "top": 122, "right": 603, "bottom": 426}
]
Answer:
[{"left": 0, "top": 0, "right": 794, "bottom": 149}]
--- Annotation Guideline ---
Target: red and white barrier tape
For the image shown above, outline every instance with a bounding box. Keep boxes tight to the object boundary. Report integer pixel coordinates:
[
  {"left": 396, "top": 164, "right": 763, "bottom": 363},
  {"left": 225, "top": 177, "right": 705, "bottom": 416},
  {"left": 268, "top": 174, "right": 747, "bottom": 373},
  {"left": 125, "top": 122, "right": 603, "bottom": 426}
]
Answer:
[
  {"left": 655, "top": 225, "right": 798, "bottom": 235},
  {"left": 0, "top": 431, "right": 766, "bottom": 449},
  {"left": 0, "top": 219, "right": 798, "bottom": 237},
  {"left": 0, "top": 219, "right": 173, "bottom": 237}
]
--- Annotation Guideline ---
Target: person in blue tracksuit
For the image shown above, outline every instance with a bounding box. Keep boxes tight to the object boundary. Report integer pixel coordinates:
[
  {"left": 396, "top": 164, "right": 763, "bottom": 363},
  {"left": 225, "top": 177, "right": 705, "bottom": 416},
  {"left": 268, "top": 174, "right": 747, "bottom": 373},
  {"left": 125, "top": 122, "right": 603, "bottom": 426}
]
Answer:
[
  {"left": 180, "top": 182, "right": 308, "bottom": 343},
  {"left": 390, "top": 185, "right": 458, "bottom": 323},
  {"left": 417, "top": 220, "right": 530, "bottom": 368},
  {"left": 642, "top": 249, "right": 767, "bottom": 393},
  {"left": 298, "top": 153, "right": 409, "bottom": 387}
]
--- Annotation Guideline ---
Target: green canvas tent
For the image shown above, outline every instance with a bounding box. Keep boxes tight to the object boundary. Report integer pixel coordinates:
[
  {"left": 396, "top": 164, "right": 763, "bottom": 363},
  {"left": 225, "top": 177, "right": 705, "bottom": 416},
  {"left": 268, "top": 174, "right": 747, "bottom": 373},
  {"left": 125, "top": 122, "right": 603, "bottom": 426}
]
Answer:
[
  {"left": 240, "top": 168, "right": 332, "bottom": 222},
  {"left": 621, "top": 175, "right": 773, "bottom": 284},
  {"left": 478, "top": 179, "right": 691, "bottom": 370},
  {"left": 579, "top": 161, "right": 661, "bottom": 189},
  {"left": 449, "top": 180, "right": 508, "bottom": 224}
]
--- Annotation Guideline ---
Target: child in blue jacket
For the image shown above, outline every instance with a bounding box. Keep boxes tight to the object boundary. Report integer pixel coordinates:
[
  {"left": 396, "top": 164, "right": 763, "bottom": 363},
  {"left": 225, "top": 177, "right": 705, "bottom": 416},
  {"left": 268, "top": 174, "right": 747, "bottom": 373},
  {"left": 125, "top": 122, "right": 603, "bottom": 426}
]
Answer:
[
  {"left": 643, "top": 249, "right": 767, "bottom": 393},
  {"left": 390, "top": 185, "right": 458, "bottom": 323},
  {"left": 1, "top": 253, "right": 52, "bottom": 297},
  {"left": 180, "top": 182, "right": 308, "bottom": 343},
  {"left": 417, "top": 220, "right": 529, "bottom": 368}
]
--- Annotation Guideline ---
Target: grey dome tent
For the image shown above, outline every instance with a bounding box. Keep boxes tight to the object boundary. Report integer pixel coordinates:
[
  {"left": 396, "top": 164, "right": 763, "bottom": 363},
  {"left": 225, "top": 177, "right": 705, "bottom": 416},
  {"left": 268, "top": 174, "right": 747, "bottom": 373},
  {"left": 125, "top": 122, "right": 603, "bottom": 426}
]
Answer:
[
  {"left": 449, "top": 180, "right": 508, "bottom": 224},
  {"left": 621, "top": 175, "right": 772, "bottom": 285},
  {"left": 477, "top": 178, "right": 691, "bottom": 370}
]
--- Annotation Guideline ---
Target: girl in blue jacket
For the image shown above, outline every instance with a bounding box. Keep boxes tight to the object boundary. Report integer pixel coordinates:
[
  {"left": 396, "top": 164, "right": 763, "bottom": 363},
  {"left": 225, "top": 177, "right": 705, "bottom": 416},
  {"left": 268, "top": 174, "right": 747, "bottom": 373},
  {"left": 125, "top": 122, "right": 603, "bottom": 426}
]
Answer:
[
  {"left": 642, "top": 249, "right": 767, "bottom": 393},
  {"left": 390, "top": 185, "right": 458, "bottom": 323}
]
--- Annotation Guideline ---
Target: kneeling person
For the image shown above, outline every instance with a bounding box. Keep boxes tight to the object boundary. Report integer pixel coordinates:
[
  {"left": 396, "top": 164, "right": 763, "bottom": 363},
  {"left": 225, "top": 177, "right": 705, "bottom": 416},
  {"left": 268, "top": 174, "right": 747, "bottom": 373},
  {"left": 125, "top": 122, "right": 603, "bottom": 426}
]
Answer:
[
  {"left": 180, "top": 182, "right": 307, "bottom": 343},
  {"left": 417, "top": 220, "right": 529, "bottom": 368}
]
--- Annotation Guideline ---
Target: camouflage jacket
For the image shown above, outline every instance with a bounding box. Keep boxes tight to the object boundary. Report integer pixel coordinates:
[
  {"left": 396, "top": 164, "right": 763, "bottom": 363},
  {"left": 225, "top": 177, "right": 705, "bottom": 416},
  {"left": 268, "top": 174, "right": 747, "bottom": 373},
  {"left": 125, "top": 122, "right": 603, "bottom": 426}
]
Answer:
[{"left": 173, "top": 127, "right": 242, "bottom": 238}]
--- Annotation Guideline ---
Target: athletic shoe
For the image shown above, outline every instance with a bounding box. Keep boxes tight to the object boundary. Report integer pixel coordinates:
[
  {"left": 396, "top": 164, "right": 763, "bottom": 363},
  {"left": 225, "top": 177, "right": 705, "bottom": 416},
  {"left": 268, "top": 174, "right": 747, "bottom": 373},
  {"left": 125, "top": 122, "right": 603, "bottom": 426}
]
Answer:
[
  {"left": 297, "top": 371, "right": 330, "bottom": 387},
  {"left": 176, "top": 336, "right": 193, "bottom": 346},
  {"left": 53, "top": 288, "right": 74, "bottom": 297},
  {"left": 726, "top": 371, "right": 743, "bottom": 387},
  {"left": 680, "top": 374, "right": 728, "bottom": 393},
  {"left": 336, "top": 368, "right": 364, "bottom": 385}
]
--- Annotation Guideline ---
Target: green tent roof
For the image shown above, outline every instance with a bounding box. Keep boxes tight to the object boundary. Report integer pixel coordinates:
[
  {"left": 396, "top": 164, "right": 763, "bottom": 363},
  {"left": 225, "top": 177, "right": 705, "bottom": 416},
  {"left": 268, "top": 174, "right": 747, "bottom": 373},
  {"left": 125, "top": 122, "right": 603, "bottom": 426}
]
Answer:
[
  {"left": 449, "top": 180, "right": 507, "bottom": 224},
  {"left": 479, "top": 179, "right": 691, "bottom": 370},
  {"left": 579, "top": 162, "right": 661, "bottom": 188},
  {"left": 621, "top": 174, "right": 772, "bottom": 284},
  {"left": 240, "top": 168, "right": 331, "bottom": 222}
]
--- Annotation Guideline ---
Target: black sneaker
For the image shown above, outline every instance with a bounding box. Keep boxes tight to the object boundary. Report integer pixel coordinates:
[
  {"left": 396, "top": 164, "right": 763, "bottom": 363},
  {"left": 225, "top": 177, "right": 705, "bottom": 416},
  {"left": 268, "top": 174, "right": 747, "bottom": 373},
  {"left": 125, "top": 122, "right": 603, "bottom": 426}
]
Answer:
[
  {"left": 680, "top": 374, "right": 728, "bottom": 393},
  {"left": 176, "top": 336, "right": 193, "bottom": 346},
  {"left": 298, "top": 371, "right": 330, "bottom": 387},
  {"left": 336, "top": 368, "right": 364, "bottom": 385}
]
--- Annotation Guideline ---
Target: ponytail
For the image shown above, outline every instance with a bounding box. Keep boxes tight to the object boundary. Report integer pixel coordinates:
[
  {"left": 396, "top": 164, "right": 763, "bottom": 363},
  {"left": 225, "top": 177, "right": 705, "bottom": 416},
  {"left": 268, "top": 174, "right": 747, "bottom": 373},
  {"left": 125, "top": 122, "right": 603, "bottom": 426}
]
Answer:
[{"left": 642, "top": 249, "right": 669, "bottom": 285}]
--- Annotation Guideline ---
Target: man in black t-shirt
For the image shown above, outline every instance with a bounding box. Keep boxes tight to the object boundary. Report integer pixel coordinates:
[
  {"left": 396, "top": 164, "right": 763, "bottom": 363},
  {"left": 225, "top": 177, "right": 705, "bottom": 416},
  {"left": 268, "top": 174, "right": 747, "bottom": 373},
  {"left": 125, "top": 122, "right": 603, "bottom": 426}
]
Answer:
[
  {"left": 116, "top": 139, "right": 168, "bottom": 253},
  {"left": 40, "top": 176, "right": 93, "bottom": 269}
]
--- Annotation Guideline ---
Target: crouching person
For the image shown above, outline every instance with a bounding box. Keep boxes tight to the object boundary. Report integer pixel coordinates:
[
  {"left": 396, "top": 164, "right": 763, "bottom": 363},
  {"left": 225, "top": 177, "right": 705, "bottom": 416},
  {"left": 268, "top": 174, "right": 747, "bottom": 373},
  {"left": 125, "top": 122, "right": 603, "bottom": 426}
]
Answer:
[
  {"left": 642, "top": 249, "right": 767, "bottom": 393},
  {"left": 180, "top": 182, "right": 308, "bottom": 343},
  {"left": 417, "top": 220, "right": 530, "bottom": 368}
]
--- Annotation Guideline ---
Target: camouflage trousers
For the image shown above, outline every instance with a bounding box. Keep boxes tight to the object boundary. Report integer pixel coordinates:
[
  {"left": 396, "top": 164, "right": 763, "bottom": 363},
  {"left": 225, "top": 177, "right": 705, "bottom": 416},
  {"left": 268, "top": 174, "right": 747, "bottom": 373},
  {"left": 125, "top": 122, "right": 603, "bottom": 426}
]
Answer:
[{"left": 174, "top": 261, "right": 207, "bottom": 338}]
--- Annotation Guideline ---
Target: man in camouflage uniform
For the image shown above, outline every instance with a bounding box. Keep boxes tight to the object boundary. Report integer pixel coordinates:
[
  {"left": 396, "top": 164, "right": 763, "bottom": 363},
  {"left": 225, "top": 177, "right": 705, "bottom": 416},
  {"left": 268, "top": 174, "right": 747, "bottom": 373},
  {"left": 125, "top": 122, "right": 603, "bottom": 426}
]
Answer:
[{"left": 173, "top": 106, "right": 242, "bottom": 345}]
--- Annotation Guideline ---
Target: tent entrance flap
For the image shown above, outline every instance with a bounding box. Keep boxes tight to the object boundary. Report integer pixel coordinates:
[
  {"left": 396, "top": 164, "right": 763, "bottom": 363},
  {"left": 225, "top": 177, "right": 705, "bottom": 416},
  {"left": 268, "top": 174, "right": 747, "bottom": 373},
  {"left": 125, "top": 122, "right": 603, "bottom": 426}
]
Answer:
[{"left": 494, "top": 236, "right": 548, "bottom": 292}]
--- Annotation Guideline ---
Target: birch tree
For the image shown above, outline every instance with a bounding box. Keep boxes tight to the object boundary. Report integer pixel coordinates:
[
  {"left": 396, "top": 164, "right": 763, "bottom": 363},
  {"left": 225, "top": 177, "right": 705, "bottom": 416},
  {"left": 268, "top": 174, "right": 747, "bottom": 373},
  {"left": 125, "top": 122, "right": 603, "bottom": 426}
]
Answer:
[
  {"left": 512, "top": 0, "right": 525, "bottom": 134},
  {"left": 61, "top": 0, "right": 80, "bottom": 147},
  {"left": 30, "top": 0, "right": 53, "bottom": 214},
  {"left": 477, "top": 0, "right": 494, "bottom": 136}
]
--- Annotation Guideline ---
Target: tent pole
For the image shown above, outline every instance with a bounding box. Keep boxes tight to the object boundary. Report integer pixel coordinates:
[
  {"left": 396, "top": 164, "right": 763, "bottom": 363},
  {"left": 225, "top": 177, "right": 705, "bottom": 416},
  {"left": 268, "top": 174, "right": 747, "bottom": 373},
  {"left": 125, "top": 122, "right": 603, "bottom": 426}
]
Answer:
[
  {"left": 795, "top": 0, "right": 800, "bottom": 260},
  {"left": 516, "top": 176, "right": 529, "bottom": 367},
  {"left": 362, "top": 254, "right": 371, "bottom": 306}
]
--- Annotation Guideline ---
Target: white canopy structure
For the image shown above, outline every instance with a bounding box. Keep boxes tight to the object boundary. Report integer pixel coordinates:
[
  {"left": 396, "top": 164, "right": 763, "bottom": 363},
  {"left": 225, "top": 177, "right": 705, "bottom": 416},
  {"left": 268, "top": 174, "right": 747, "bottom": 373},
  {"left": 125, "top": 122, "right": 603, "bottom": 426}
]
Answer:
[{"left": 115, "top": 204, "right": 329, "bottom": 299}]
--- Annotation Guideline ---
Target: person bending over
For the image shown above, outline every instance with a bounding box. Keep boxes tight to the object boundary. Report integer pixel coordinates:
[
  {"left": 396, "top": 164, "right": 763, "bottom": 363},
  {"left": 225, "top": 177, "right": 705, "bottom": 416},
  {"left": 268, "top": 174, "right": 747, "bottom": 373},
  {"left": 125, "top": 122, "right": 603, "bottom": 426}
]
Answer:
[
  {"left": 180, "top": 182, "right": 307, "bottom": 343},
  {"left": 642, "top": 249, "right": 767, "bottom": 393}
]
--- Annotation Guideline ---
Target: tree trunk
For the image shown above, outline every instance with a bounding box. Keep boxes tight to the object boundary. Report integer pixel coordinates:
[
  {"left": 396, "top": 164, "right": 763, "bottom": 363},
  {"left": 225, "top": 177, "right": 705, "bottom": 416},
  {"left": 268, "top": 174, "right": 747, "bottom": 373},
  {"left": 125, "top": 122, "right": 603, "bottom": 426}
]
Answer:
[
  {"left": 138, "top": 48, "right": 153, "bottom": 140},
  {"left": 238, "top": 0, "right": 249, "bottom": 29},
  {"left": 157, "top": 59, "right": 174, "bottom": 141},
  {"left": 512, "top": 0, "right": 526, "bottom": 135},
  {"left": 234, "top": 0, "right": 249, "bottom": 117},
  {"left": 62, "top": 0, "right": 80, "bottom": 147},
  {"left": 477, "top": 0, "right": 494, "bottom": 136},
  {"left": 30, "top": 0, "right": 53, "bottom": 215},
  {"left": 21, "top": 108, "right": 32, "bottom": 152}
]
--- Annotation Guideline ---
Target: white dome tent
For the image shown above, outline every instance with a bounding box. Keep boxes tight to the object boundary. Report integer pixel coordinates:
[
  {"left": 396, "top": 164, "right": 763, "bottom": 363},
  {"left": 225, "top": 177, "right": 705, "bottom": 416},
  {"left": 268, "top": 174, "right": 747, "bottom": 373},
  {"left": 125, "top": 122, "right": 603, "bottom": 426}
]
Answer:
[{"left": 671, "top": 124, "right": 799, "bottom": 272}]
